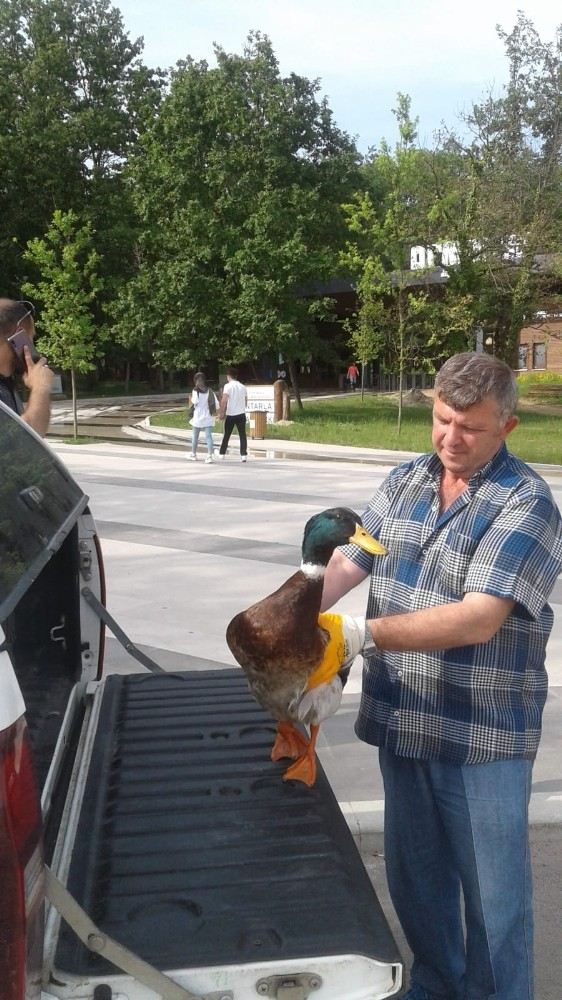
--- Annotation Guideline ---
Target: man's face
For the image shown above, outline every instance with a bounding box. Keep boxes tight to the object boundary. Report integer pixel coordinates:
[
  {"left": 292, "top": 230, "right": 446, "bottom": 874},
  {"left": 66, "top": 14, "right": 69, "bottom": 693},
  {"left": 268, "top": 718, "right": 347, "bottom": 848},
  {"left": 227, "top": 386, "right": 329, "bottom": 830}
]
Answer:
[{"left": 432, "top": 394, "right": 518, "bottom": 480}]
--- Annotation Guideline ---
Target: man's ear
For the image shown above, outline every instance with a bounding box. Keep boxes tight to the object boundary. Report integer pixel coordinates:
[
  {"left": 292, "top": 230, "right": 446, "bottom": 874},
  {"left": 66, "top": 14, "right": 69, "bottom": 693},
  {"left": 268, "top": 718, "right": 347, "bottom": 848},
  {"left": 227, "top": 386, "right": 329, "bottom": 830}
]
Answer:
[{"left": 503, "top": 415, "right": 519, "bottom": 437}]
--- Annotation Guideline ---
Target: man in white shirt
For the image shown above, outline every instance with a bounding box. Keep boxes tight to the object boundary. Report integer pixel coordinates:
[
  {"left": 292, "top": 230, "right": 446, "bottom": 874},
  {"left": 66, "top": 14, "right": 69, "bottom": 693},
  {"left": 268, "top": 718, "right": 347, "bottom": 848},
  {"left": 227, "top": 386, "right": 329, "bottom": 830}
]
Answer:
[{"left": 218, "top": 367, "right": 248, "bottom": 461}]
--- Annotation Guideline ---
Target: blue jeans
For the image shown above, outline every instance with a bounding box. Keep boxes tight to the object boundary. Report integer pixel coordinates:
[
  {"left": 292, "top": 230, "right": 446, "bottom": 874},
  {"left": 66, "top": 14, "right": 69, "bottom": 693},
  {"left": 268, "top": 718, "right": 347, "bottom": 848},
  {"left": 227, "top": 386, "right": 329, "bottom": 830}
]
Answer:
[
  {"left": 191, "top": 425, "right": 214, "bottom": 455},
  {"left": 379, "top": 749, "right": 534, "bottom": 1000}
]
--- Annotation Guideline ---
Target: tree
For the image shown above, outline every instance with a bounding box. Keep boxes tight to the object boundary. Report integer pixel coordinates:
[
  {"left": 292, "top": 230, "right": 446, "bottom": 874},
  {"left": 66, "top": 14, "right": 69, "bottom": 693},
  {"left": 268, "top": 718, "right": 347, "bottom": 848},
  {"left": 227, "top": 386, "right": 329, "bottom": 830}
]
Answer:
[
  {"left": 342, "top": 95, "right": 473, "bottom": 431},
  {"left": 22, "top": 209, "right": 103, "bottom": 437},
  {"left": 0, "top": 0, "right": 164, "bottom": 308},
  {"left": 118, "top": 32, "right": 359, "bottom": 405},
  {"left": 427, "top": 14, "right": 562, "bottom": 364}
]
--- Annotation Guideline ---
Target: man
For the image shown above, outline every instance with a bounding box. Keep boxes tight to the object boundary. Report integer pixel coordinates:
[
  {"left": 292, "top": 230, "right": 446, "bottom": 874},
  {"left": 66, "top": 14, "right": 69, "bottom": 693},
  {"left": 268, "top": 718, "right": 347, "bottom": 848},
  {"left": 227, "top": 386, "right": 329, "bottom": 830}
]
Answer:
[
  {"left": 218, "top": 367, "right": 248, "bottom": 462},
  {"left": 0, "top": 298, "right": 53, "bottom": 436},
  {"left": 321, "top": 352, "right": 562, "bottom": 1000}
]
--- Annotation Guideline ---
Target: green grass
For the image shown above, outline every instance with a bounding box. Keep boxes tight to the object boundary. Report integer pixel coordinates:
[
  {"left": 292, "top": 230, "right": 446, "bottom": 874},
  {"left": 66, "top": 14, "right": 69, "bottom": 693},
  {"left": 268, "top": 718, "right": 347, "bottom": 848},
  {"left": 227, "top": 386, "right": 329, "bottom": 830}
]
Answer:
[
  {"left": 517, "top": 371, "right": 562, "bottom": 404},
  {"left": 151, "top": 393, "right": 562, "bottom": 465}
]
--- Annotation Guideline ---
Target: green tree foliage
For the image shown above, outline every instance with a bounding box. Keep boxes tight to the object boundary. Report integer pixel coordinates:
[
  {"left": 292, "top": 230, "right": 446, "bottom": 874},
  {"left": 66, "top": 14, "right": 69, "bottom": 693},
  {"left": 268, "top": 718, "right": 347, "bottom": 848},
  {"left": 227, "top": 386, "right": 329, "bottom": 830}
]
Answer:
[
  {"left": 22, "top": 209, "right": 103, "bottom": 436},
  {"left": 2, "top": 6, "right": 560, "bottom": 394},
  {"left": 426, "top": 14, "right": 562, "bottom": 364},
  {"left": 342, "top": 95, "right": 473, "bottom": 430},
  {"left": 117, "top": 32, "right": 359, "bottom": 401},
  {"left": 0, "top": 0, "right": 163, "bottom": 305}
]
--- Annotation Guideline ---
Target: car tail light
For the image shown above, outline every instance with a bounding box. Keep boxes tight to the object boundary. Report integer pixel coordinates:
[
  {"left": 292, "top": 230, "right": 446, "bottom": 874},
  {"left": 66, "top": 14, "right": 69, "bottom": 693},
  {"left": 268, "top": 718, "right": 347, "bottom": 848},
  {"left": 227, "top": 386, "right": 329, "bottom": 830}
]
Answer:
[{"left": 0, "top": 717, "right": 44, "bottom": 1000}]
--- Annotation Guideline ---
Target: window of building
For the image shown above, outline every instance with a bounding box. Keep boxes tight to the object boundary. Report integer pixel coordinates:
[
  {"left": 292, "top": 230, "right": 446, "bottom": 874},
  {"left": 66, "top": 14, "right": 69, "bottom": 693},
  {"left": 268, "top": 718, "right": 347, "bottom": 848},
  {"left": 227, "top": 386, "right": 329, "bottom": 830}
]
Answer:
[
  {"left": 517, "top": 345, "right": 528, "bottom": 370},
  {"left": 532, "top": 343, "right": 546, "bottom": 370}
]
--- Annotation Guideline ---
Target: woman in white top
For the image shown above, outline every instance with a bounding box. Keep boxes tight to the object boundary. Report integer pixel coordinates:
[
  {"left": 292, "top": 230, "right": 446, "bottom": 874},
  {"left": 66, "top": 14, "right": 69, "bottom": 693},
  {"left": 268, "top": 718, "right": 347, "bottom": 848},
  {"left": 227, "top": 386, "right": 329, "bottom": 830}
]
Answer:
[{"left": 189, "top": 372, "right": 218, "bottom": 463}]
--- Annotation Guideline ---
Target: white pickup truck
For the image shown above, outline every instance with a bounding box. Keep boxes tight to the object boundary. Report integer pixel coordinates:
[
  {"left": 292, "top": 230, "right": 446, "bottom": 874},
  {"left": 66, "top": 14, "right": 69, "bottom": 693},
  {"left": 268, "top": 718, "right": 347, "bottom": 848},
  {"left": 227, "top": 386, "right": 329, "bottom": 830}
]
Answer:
[{"left": 0, "top": 401, "right": 403, "bottom": 1000}]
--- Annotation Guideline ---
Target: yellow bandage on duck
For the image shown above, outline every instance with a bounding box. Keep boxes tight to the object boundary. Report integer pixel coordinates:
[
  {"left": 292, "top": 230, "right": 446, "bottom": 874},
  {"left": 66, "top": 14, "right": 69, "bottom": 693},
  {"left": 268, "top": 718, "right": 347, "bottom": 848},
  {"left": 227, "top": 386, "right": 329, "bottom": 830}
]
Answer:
[{"left": 306, "top": 613, "right": 348, "bottom": 690}]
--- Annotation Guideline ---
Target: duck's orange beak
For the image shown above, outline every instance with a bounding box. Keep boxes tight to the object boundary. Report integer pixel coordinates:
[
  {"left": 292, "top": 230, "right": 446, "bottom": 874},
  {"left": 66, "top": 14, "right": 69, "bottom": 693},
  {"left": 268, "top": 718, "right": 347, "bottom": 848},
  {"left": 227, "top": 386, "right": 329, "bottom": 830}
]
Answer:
[{"left": 349, "top": 524, "right": 387, "bottom": 555}]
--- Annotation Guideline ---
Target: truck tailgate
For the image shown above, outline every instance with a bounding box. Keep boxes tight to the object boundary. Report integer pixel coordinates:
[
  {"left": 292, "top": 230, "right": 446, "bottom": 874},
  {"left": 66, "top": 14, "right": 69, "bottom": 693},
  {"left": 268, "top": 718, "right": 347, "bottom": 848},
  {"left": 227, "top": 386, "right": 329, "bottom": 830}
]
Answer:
[{"left": 52, "top": 669, "right": 401, "bottom": 995}]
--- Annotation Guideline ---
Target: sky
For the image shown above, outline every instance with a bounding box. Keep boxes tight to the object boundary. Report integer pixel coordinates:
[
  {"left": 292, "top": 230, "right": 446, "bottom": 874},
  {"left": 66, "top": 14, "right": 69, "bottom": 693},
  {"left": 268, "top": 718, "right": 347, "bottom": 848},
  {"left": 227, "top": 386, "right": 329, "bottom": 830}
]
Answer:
[{"left": 114, "top": 0, "right": 560, "bottom": 153}]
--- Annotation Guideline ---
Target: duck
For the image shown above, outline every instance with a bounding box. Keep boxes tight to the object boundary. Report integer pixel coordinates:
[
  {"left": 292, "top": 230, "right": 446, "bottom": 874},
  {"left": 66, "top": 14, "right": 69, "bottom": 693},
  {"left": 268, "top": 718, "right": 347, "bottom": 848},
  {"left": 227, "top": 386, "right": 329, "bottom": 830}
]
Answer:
[{"left": 226, "top": 507, "right": 387, "bottom": 786}]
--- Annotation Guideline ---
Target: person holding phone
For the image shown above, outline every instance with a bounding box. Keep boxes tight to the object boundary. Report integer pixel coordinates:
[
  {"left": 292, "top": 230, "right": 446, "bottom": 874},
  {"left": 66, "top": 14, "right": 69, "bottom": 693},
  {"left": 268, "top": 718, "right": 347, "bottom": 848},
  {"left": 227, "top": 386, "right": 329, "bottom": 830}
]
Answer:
[{"left": 0, "top": 298, "right": 53, "bottom": 436}]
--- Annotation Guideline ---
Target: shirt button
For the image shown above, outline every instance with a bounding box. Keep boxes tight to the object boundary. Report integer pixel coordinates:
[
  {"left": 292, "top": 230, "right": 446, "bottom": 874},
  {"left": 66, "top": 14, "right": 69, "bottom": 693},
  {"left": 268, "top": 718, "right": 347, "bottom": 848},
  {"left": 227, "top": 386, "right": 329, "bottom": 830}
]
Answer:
[
  {"left": 397, "top": 670, "right": 403, "bottom": 678},
  {"left": 394, "top": 710, "right": 399, "bottom": 717}
]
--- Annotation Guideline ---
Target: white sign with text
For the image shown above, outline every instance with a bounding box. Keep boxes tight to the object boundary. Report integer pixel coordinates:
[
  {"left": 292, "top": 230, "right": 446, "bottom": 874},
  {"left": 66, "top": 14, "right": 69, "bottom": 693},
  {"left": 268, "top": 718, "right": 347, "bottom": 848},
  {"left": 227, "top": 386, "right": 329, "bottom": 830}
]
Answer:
[{"left": 246, "top": 385, "right": 275, "bottom": 422}]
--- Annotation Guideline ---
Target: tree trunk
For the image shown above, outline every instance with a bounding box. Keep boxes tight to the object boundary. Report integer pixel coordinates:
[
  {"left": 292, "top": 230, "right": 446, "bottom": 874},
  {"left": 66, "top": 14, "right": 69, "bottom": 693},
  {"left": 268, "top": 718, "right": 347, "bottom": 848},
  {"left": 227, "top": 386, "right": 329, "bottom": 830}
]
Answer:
[
  {"left": 288, "top": 359, "right": 303, "bottom": 411},
  {"left": 125, "top": 361, "right": 130, "bottom": 395},
  {"left": 71, "top": 367, "right": 78, "bottom": 440},
  {"left": 397, "top": 294, "right": 404, "bottom": 435}
]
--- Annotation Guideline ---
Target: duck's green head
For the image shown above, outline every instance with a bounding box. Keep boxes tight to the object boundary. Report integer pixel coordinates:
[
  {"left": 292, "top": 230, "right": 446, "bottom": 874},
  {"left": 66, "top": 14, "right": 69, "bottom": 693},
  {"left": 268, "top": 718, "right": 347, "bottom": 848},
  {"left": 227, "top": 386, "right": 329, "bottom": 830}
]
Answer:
[{"left": 301, "top": 507, "right": 386, "bottom": 572}]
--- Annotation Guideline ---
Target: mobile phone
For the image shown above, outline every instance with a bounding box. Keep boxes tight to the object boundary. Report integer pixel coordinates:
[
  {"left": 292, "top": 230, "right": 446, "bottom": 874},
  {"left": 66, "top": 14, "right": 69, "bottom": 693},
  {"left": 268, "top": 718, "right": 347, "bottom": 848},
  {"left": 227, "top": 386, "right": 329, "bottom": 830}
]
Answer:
[{"left": 7, "top": 329, "right": 40, "bottom": 372}]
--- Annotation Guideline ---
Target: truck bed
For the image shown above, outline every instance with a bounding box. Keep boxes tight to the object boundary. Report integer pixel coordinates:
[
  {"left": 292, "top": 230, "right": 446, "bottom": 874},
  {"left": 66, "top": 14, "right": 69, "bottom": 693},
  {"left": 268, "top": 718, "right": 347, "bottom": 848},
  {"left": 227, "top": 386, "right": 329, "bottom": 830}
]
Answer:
[{"left": 54, "top": 669, "right": 400, "bottom": 978}]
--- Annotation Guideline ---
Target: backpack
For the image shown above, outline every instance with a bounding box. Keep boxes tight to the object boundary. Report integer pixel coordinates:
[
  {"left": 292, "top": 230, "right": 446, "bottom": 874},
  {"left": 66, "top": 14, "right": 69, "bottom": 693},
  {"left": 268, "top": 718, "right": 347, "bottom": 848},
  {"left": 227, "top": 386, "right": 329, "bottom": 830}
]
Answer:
[{"left": 190, "top": 388, "right": 216, "bottom": 417}]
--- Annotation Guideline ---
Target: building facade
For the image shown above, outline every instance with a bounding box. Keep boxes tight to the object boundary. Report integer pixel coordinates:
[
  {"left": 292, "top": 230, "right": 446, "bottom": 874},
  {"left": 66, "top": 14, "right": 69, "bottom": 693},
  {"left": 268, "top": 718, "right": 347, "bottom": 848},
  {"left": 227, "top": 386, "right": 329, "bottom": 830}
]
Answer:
[{"left": 517, "top": 316, "right": 562, "bottom": 374}]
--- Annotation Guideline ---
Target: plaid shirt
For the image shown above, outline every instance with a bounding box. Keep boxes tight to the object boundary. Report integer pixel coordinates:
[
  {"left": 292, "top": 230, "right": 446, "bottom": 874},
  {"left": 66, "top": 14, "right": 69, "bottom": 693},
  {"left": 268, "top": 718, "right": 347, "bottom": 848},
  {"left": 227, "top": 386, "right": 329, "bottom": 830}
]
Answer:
[{"left": 343, "top": 445, "right": 562, "bottom": 764}]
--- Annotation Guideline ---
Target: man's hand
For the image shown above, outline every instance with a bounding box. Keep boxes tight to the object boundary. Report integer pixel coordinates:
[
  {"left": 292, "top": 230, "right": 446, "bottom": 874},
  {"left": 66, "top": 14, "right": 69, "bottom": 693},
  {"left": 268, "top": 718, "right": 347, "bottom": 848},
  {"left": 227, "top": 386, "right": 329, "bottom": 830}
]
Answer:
[
  {"left": 22, "top": 348, "right": 54, "bottom": 394},
  {"left": 304, "top": 612, "right": 368, "bottom": 691},
  {"left": 315, "top": 612, "right": 367, "bottom": 678},
  {"left": 21, "top": 347, "right": 53, "bottom": 436},
  {"left": 338, "top": 613, "right": 367, "bottom": 666}
]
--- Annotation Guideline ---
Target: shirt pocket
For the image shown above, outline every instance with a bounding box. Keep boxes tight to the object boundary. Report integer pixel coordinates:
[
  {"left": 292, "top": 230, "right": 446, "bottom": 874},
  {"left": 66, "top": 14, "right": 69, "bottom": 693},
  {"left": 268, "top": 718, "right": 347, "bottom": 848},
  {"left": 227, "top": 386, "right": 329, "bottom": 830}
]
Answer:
[{"left": 438, "top": 531, "right": 478, "bottom": 597}]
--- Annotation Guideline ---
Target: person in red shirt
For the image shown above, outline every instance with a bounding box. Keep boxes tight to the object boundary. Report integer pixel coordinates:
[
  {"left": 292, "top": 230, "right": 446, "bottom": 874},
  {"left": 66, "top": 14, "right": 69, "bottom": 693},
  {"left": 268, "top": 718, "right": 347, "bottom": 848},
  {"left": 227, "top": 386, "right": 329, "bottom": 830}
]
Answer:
[{"left": 347, "top": 362, "right": 359, "bottom": 391}]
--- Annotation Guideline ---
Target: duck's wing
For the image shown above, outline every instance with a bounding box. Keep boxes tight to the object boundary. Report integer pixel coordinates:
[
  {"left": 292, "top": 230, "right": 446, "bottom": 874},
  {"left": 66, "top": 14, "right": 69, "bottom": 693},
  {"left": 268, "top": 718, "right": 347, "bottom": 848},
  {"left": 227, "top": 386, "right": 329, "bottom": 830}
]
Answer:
[
  {"left": 226, "top": 571, "right": 325, "bottom": 673},
  {"left": 226, "top": 572, "right": 330, "bottom": 721},
  {"left": 287, "top": 613, "right": 352, "bottom": 726},
  {"left": 291, "top": 674, "right": 344, "bottom": 726}
]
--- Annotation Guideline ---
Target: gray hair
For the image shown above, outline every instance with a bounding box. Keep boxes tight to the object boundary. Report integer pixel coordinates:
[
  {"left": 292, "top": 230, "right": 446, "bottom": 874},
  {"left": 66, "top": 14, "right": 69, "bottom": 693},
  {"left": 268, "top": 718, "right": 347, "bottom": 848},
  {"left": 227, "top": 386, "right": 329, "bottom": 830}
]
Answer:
[
  {"left": 0, "top": 299, "right": 31, "bottom": 338},
  {"left": 434, "top": 352, "right": 518, "bottom": 420}
]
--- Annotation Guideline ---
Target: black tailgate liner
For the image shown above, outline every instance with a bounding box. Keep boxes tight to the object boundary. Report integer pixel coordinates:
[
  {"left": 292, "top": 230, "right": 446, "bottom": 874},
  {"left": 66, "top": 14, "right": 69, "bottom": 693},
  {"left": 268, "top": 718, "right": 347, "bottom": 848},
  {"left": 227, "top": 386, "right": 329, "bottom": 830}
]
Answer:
[
  {"left": 20, "top": 660, "right": 76, "bottom": 792},
  {"left": 55, "top": 670, "right": 400, "bottom": 975}
]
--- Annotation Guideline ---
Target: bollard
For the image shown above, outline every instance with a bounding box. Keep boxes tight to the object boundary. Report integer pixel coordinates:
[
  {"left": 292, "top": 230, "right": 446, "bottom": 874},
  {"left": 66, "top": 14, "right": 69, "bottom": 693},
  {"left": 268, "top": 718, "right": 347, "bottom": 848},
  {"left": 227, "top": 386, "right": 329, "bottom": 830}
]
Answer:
[
  {"left": 274, "top": 379, "right": 290, "bottom": 422},
  {"left": 249, "top": 410, "right": 267, "bottom": 439}
]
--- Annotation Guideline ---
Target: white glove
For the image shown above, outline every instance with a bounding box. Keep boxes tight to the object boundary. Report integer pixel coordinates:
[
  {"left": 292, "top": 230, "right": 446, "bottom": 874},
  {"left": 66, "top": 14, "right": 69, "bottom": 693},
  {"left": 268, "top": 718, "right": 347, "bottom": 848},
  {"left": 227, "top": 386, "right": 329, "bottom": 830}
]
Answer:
[
  {"left": 317, "top": 612, "right": 376, "bottom": 675},
  {"left": 340, "top": 614, "right": 367, "bottom": 667}
]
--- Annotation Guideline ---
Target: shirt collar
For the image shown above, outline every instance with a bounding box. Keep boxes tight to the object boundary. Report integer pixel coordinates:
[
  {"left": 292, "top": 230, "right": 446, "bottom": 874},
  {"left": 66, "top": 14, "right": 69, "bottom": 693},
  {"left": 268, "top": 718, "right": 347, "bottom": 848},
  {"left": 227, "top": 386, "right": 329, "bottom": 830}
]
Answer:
[{"left": 426, "top": 443, "right": 510, "bottom": 492}]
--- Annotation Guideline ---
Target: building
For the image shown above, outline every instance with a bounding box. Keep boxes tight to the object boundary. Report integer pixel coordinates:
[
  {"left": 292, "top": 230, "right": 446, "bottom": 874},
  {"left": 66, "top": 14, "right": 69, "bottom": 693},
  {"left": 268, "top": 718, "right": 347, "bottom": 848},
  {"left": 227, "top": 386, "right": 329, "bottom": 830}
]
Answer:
[
  {"left": 410, "top": 242, "right": 460, "bottom": 270},
  {"left": 409, "top": 244, "right": 561, "bottom": 374},
  {"left": 517, "top": 313, "right": 562, "bottom": 374}
]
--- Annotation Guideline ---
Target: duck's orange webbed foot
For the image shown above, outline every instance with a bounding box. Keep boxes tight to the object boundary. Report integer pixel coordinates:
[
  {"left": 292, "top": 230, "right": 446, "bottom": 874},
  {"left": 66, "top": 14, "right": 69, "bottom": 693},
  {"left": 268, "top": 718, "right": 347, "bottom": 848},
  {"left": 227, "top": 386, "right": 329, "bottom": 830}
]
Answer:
[
  {"left": 282, "top": 724, "right": 320, "bottom": 787},
  {"left": 271, "top": 720, "right": 309, "bottom": 761}
]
